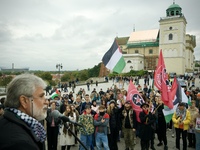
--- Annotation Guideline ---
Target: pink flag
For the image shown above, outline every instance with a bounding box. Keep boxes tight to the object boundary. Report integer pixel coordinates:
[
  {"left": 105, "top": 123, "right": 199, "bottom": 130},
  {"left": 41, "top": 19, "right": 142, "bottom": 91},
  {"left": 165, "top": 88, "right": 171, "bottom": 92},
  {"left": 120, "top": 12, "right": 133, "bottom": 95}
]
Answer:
[
  {"left": 154, "top": 50, "right": 177, "bottom": 109},
  {"left": 126, "top": 80, "right": 145, "bottom": 122}
]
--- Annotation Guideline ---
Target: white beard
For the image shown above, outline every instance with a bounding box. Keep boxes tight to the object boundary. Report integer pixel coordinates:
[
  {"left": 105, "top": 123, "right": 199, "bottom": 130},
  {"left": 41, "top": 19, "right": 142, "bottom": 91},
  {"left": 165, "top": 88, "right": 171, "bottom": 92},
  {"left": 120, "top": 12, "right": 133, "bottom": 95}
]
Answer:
[{"left": 32, "top": 102, "right": 47, "bottom": 121}]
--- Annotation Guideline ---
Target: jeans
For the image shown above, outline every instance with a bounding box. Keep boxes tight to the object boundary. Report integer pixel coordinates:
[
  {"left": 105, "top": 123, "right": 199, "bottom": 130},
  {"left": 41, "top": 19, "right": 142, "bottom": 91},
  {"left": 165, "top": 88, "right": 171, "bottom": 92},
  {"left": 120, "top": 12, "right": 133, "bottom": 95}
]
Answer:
[
  {"left": 195, "top": 130, "right": 200, "bottom": 149},
  {"left": 95, "top": 132, "right": 110, "bottom": 150},
  {"left": 79, "top": 134, "right": 92, "bottom": 150}
]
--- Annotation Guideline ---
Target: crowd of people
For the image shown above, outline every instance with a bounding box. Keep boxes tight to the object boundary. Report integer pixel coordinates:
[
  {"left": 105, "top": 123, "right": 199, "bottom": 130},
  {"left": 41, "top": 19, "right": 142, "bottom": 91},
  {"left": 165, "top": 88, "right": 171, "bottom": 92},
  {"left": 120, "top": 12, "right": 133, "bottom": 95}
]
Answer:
[{"left": 0, "top": 73, "right": 200, "bottom": 150}]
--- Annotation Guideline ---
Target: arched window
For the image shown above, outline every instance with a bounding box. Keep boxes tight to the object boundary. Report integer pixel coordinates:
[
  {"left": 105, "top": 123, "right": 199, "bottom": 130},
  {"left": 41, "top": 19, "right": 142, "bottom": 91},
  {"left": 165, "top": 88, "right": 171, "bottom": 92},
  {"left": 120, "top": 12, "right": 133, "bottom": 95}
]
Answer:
[
  {"left": 171, "top": 11, "right": 174, "bottom": 16},
  {"left": 169, "top": 33, "right": 173, "bottom": 40},
  {"left": 169, "top": 27, "right": 172, "bottom": 30},
  {"left": 127, "top": 60, "right": 132, "bottom": 63}
]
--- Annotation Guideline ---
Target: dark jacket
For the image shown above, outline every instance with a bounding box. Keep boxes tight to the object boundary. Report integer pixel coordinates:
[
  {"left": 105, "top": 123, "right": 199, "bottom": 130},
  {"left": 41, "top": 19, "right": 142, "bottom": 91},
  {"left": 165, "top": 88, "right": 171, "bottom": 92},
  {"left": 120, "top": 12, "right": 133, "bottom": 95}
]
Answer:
[
  {"left": 0, "top": 110, "right": 44, "bottom": 150},
  {"left": 139, "top": 110, "right": 155, "bottom": 140}
]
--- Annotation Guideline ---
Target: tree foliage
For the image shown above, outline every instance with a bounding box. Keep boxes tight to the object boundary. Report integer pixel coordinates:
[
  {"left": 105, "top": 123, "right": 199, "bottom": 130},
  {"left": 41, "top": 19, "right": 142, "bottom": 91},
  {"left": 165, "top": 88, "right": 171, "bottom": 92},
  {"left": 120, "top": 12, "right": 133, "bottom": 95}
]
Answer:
[{"left": 0, "top": 75, "right": 13, "bottom": 86}]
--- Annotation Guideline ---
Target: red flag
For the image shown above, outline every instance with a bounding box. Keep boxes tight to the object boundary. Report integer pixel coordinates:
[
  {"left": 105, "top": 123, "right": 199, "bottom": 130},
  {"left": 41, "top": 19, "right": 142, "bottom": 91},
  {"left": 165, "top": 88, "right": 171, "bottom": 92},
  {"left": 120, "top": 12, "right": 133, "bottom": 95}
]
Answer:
[
  {"left": 126, "top": 80, "right": 145, "bottom": 122},
  {"left": 154, "top": 50, "right": 176, "bottom": 109}
]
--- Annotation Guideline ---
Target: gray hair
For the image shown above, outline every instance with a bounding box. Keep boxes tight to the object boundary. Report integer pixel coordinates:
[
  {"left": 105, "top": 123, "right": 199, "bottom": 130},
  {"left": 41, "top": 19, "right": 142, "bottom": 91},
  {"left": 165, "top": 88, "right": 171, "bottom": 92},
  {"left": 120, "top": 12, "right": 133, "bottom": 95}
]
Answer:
[{"left": 5, "top": 74, "right": 47, "bottom": 108}]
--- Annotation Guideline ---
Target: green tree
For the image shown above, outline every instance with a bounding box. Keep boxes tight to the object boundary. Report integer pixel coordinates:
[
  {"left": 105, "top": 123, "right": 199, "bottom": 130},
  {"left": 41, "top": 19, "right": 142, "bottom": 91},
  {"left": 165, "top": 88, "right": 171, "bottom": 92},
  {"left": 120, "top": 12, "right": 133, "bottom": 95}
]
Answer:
[
  {"left": 88, "top": 63, "right": 101, "bottom": 78},
  {"left": 61, "top": 73, "right": 71, "bottom": 82},
  {"left": 0, "top": 76, "right": 13, "bottom": 87},
  {"left": 78, "top": 70, "right": 89, "bottom": 81},
  {"left": 39, "top": 72, "right": 52, "bottom": 81}
]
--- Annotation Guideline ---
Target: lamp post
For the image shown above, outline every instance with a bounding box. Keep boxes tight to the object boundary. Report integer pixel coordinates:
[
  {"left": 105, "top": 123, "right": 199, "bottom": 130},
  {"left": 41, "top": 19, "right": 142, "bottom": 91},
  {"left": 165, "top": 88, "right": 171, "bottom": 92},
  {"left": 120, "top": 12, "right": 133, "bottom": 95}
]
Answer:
[{"left": 56, "top": 63, "right": 63, "bottom": 88}]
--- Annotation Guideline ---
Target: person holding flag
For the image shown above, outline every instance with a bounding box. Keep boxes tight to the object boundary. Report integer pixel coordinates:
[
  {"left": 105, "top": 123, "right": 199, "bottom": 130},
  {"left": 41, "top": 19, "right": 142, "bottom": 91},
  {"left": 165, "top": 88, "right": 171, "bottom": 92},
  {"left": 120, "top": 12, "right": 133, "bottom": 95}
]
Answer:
[
  {"left": 155, "top": 93, "right": 168, "bottom": 150},
  {"left": 172, "top": 102, "right": 191, "bottom": 150},
  {"left": 154, "top": 50, "right": 177, "bottom": 109},
  {"left": 126, "top": 80, "right": 145, "bottom": 137}
]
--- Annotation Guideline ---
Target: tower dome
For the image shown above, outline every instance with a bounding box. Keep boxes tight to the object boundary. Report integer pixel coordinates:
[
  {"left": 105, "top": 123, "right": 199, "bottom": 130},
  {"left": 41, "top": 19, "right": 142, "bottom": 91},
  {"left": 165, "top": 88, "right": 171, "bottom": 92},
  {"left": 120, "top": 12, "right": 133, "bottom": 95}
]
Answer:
[{"left": 166, "top": 2, "right": 182, "bottom": 17}]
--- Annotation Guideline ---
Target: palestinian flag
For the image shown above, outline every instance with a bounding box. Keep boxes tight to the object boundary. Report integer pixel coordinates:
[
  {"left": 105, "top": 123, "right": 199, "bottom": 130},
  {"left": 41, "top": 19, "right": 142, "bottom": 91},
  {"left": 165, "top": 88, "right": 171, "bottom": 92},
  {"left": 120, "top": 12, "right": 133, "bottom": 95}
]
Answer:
[
  {"left": 163, "top": 78, "right": 188, "bottom": 123},
  {"left": 102, "top": 39, "right": 126, "bottom": 74},
  {"left": 50, "top": 89, "right": 60, "bottom": 99}
]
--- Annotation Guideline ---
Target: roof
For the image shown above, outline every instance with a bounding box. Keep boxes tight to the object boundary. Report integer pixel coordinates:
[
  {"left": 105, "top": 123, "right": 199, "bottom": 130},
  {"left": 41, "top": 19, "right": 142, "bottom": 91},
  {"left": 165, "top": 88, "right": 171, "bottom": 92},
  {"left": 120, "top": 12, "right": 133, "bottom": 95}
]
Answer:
[
  {"left": 128, "top": 29, "right": 159, "bottom": 43},
  {"left": 116, "top": 37, "right": 129, "bottom": 45},
  {"left": 167, "top": 3, "right": 181, "bottom": 9}
]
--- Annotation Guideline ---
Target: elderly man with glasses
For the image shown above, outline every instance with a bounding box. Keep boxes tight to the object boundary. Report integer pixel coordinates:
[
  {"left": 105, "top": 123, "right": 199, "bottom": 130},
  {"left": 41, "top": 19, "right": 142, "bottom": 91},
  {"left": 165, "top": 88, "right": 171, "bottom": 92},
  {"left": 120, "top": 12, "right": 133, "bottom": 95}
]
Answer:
[{"left": 0, "top": 74, "right": 49, "bottom": 150}]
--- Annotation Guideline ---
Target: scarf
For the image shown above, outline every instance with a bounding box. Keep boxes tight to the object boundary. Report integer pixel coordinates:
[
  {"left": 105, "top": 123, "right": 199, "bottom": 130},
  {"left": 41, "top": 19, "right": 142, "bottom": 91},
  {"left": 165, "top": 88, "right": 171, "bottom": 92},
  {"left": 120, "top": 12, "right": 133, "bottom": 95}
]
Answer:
[
  {"left": 176, "top": 107, "right": 186, "bottom": 121},
  {"left": 8, "top": 108, "right": 46, "bottom": 142}
]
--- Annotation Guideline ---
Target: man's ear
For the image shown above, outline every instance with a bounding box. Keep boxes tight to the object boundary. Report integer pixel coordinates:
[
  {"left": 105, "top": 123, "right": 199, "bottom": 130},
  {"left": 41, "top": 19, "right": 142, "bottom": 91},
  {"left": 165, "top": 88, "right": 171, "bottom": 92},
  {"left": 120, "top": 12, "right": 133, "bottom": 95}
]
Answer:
[{"left": 19, "top": 95, "right": 29, "bottom": 109}]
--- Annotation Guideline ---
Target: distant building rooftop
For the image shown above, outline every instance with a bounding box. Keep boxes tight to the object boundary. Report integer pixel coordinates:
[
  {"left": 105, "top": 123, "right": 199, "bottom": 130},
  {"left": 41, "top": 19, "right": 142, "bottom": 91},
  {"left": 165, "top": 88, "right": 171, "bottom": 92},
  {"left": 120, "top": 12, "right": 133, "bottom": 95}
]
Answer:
[
  {"left": 128, "top": 29, "right": 159, "bottom": 44},
  {"left": 0, "top": 67, "right": 29, "bottom": 72}
]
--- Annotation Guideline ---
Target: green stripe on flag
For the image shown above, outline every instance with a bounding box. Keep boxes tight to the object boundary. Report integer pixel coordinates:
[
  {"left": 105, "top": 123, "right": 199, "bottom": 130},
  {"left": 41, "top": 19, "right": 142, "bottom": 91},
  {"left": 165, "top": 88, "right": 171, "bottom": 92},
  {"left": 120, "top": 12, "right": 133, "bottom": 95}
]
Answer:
[
  {"left": 51, "top": 92, "right": 59, "bottom": 99},
  {"left": 113, "top": 56, "right": 126, "bottom": 73},
  {"left": 165, "top": 114, "right": 173, "bottom": 123}
]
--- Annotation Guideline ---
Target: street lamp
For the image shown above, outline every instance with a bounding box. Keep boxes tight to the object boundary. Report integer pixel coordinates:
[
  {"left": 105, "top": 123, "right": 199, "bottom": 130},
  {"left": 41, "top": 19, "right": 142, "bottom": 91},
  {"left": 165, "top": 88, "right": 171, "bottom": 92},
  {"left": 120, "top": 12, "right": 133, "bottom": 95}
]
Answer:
[{"left": 56, "top": 63, "right": 63, "bottom": 88}]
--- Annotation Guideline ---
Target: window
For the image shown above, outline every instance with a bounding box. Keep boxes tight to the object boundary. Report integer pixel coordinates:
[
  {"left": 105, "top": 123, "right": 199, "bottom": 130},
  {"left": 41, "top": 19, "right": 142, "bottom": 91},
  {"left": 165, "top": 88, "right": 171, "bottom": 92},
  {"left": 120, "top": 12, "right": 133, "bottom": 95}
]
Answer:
[
  {"left": 169, "top": 33, "right": 173, "bottom": 40},
  {"left": 127, "top": 60, "right": 131, "bottom": 63},
  {"left": 171, "top": 11, "right": 174, "bottom": 16},
  {"left": 135, "top": 50, "right": 139, "bottom": 53},
  {"left": 149, "top": 49, "right": 153, "bottom": 54}
]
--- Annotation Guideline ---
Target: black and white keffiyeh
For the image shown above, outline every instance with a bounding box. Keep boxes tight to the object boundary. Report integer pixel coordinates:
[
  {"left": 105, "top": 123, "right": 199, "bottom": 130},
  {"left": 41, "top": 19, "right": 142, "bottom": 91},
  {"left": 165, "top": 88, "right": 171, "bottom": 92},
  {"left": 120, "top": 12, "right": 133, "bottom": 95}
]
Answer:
[
  {"left": 176, "top": 107, "right": 186, "bottom": 121},
  {"left": 8, "top": 108, "right": 46, "bottom": 142}
]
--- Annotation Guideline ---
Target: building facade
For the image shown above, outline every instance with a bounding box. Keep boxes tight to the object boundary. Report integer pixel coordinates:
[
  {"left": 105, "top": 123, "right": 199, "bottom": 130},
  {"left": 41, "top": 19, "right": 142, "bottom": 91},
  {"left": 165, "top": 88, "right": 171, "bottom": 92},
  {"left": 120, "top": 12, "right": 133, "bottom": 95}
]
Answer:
[{"left": 116, "top": 2, "right": 196, "bottom": 75}]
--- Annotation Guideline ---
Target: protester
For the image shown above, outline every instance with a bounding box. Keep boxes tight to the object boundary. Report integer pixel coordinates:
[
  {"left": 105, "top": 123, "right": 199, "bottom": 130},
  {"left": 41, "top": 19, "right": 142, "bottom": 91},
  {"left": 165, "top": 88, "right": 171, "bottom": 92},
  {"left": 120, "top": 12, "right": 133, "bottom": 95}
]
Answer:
[
  {"left": 155, "top": 93, "right": 168, "bottom": 150},
  {"left": 73, "top": 95, "right": 83, "bottom": 115},
  {"left": 0, "top": 74, "right": 48, "bottom": 150},
  {"left": 107, "top": 99, "right": 124, "bottom": 150},
  {"left": 77, "top": 104, "right": 94, "bottom": 150},
  {"left": 187, "top": 100, "right": 199, "bottom": 148},
  {"left": 70, "top": 104, "right": 80, "bottom": 144},
  {"left": 46, "top": 101, "right": 61, "bottom": 150},
  {"left": 94, "top": 105, "right": 110, "bottom": 150},
  {"left": 172, "top": 102, "right": 191, "bottom": 150},
  {"left": 80, "top": 94, "right": 92, "bottom": 113},
  {"left": 121, "top": 100, "right": 137, "bottom": 150},
  {"left": 59, "top": 105, "right": 76, "bottom": 150},
  {"left": 148, "top": 100, "right": 157, "bottom": 150},
  {"left": 194, "top": 109, "right": 200, "bottom": 149},
  {"left": 60, "top": 95, "right": 70, "bottom": 113},
  {"left": 139, "top": 103, "right": 155, "bottom": 150},
  {"left": 91, "top": 100, "right": 99, "bottom": 114}
]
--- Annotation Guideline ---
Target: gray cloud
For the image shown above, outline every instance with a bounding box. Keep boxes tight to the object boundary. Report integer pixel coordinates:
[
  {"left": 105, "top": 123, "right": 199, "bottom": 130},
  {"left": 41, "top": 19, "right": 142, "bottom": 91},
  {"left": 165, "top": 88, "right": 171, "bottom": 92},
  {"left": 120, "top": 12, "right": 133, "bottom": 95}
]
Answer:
[{"left": 0, "top": 0, "right": 199, "bottom": 71}]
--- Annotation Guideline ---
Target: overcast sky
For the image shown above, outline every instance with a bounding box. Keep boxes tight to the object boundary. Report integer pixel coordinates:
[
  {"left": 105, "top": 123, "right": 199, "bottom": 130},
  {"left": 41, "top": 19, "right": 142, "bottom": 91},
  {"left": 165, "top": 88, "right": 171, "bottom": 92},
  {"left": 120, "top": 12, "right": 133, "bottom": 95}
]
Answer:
[{"left": 0, "top": 0, "right": 199, "bottom": 71}]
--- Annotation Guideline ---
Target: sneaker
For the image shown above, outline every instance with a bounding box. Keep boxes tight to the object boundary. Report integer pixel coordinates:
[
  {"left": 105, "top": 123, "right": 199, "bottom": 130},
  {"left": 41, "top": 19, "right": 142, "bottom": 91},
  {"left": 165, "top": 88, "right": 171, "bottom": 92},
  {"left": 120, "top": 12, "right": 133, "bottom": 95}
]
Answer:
[{"left": 157, "top": 142, "right": 163, "bottom": 146}]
